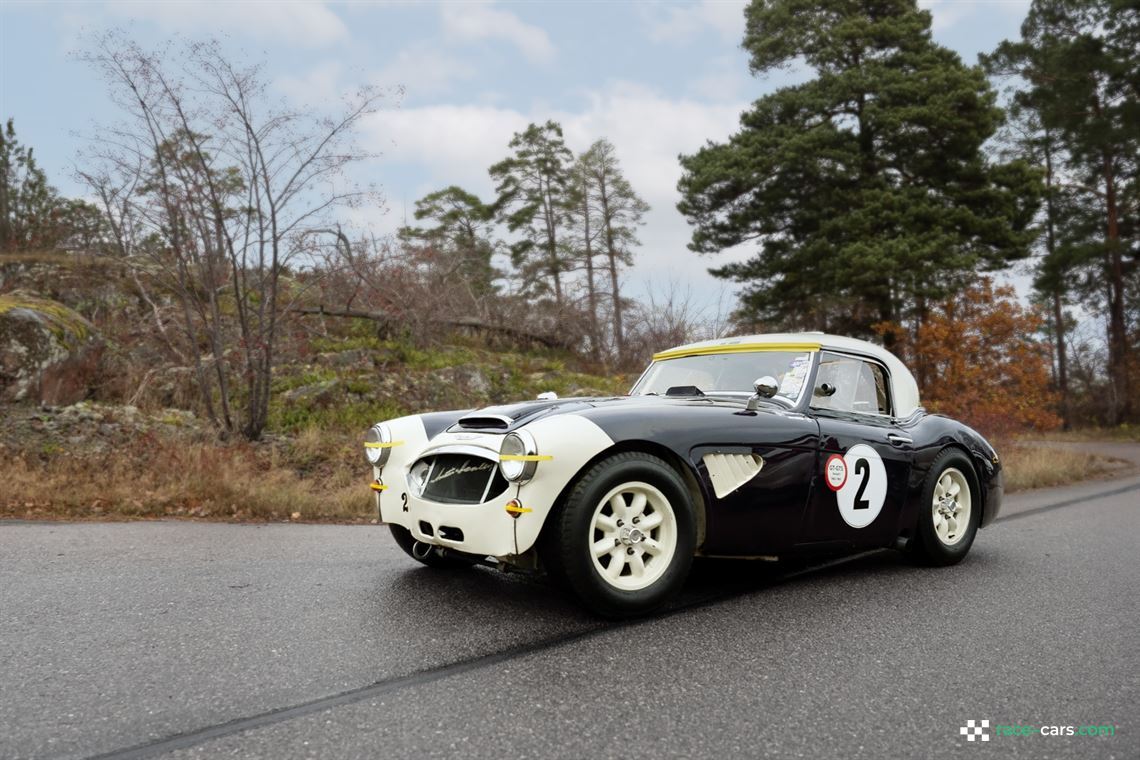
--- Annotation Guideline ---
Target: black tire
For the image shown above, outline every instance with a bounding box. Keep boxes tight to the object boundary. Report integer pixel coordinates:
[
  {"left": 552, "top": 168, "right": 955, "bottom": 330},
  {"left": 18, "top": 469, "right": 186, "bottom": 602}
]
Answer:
[
  {"left": 910, "top": 449, "right": 981, "bottom": 566},
  {"left": 539, "top": 451, "right": 696, "bottom": 618},
  {"left": 389, "top": 524, "right": 480, "bottom": 568}
]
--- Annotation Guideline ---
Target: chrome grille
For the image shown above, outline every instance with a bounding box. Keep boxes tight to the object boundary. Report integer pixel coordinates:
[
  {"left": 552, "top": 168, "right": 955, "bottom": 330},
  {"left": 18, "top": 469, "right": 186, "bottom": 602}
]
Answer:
[{"left": 417, "top": 453, "right": 510, "bottom": 505}]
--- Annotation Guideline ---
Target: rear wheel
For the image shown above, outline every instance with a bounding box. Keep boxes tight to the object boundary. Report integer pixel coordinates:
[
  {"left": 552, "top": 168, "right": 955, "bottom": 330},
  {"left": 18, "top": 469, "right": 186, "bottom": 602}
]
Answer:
[
  {"left": 540, "top": 452, "right": 695, "bottom": 618},
  {"left": 389, "top": 524, "right": 479, "bottom": 568},
  {"left": 910, "top": 449, "right": 980, "bottom": 566}
]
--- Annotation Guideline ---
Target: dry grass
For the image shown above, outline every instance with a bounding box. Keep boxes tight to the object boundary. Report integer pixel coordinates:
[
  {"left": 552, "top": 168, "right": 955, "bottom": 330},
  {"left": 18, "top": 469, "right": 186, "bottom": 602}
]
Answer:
[
  {"left": 1001, "top": 444, "right": 1127, "bottom": 492},
  {"left": 1025, "top": 425, "right": 1140, "bottom": 443},
  {"left": 0, "top": 428, "right": 375, "bottom": 522},
  {"left": 1, "top": 426, "right": 1131, "bottom": 522}
]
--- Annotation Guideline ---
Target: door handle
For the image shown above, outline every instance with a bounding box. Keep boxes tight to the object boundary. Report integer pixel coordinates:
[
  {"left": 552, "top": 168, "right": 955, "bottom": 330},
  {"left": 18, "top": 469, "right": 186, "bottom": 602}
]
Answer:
[{"left": 887, "top": 433, "right": 912, "bottom": 447}]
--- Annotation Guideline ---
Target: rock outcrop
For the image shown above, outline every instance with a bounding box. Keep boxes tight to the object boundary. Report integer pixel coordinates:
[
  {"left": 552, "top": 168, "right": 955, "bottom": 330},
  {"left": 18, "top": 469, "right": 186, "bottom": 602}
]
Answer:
[{"left": 0, "top": 290, "right": 104, "bottom": 406}]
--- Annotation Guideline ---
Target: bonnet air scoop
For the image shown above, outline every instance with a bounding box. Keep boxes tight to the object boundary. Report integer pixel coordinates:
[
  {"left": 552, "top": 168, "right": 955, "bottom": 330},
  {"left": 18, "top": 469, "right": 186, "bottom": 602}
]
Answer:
[
  {"left": 454, "top": 398, "right": 595, "bottom": 432},
  {"left": 454, "top": 413, "right": 512, "bottom": 431}
]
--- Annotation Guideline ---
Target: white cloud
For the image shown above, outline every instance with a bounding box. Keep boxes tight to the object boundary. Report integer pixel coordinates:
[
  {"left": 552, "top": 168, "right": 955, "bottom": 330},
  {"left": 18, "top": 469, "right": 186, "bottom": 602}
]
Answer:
[
  {"left": 439, "top": 2, "right": 555, "bottom": 64},
  {"left": 363, "top": 83, "right": 751, "bottom": 303},
  {"left": 372, "top": 43, "right": 476, "bottom": 99},
  {"left": 275, "top": 61, "right": 345, "bottom": 106},
  {"left": 687, "top": 53, "right": 752, "bottom": 102},
  {"left": 554, "top": 82, "right": 743, "bottom": 209},
  {"left": 919, "top": 0, "right": 1030, "bottom": 32},
  {"left": 366, "top": 104, "right": 529, "bottom": 196},
  {"left": 647, "top": 0, "right": 747, "bottom": 44},
  {"left": 104, "top": 0, "right": 348, "bottom": 48}
]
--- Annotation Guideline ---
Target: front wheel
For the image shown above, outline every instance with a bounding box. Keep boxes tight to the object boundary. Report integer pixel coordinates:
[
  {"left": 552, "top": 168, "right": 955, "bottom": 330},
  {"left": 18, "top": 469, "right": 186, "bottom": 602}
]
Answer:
[
  {"left": 540, "top": 452, "right": 696, "bottom": 618},
  {"left": 910, "top": 449, "right": 981, "bottom": 566}
]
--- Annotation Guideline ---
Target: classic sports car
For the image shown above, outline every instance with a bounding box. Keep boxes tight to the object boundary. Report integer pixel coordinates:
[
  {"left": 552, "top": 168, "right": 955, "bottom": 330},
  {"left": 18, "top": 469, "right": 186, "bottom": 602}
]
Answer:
[{"left": 363, "top": 333, "right": 1002, "bottom": 617}]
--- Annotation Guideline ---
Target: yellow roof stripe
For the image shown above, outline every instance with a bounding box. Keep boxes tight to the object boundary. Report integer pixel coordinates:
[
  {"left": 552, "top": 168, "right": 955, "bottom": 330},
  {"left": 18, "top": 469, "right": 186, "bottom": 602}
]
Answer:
[{"left": 652, "top": 342, "right": 821, "bottom": 362}]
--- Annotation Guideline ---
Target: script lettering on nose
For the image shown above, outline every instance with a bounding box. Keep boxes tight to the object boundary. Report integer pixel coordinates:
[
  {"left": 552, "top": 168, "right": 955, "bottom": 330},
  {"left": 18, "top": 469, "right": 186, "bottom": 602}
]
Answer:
[{"left": 430, "top": 460, "right": 493, "bottom": 484}]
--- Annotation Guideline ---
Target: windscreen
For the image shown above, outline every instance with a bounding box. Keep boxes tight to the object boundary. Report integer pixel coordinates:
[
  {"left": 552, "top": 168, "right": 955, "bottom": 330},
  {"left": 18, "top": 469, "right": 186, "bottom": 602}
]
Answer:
[{"left": 631, "top": 351, "right": 813, "bottom": 402}]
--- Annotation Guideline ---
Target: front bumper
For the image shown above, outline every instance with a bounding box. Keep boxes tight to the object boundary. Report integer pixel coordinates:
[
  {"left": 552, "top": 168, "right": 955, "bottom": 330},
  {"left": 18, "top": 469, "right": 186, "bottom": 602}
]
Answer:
[
  {"left": 372, "top": 413, "right": 615, "bottom": 558},
  {"left": 380, "top": 488, "right": 532, "bottom": 558}
]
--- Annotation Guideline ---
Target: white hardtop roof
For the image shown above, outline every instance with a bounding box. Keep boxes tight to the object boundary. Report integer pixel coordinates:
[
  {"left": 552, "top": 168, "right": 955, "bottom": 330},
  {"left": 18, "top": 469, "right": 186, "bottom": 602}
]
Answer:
[{"left": 654, "top": 332, "right": 922, "bottom": 418}]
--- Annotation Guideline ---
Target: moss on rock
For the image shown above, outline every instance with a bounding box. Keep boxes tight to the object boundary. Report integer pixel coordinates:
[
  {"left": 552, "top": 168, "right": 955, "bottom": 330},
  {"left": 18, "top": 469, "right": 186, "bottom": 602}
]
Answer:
[{"left": 0, "top": 290, "right": 103, "bottom": 406}]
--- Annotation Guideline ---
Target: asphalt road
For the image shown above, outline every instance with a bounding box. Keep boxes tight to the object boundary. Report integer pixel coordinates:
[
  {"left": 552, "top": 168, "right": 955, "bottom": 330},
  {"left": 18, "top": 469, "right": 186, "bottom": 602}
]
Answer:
[{"left": 2, "top": 445, "right": 1138, "bottom": 760}]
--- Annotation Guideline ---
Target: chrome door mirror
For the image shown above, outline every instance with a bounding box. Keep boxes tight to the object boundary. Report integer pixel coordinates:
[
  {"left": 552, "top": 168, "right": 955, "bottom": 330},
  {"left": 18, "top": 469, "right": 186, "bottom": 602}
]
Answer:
[{"left": 746, "top": 376, "right": 779, "bottom": 411}]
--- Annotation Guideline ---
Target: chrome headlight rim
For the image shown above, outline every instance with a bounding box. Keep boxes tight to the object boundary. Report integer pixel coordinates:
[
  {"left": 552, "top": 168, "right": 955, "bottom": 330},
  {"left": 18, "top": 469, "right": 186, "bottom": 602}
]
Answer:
[
  {"left": 364, "top": 423, "right": 393, "bottom": 467},
  {"left": 499, "top": 429, "right": 539, "bottom": 484}
]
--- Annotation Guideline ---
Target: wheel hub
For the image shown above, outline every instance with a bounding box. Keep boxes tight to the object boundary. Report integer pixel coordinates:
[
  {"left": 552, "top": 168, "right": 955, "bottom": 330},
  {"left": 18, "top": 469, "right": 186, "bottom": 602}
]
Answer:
[
  {"left": 937, "top": 497, "right": 958, "bottom": 517},
  {"left": 619, "top": 526, "right": 645, "bottom": 546}
]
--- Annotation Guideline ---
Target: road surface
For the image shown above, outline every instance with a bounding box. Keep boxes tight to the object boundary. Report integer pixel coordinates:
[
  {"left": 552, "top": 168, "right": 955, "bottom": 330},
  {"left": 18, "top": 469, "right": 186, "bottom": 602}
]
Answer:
[{"left": 2, "top": 443, "right": 1138, "bottom": 759}]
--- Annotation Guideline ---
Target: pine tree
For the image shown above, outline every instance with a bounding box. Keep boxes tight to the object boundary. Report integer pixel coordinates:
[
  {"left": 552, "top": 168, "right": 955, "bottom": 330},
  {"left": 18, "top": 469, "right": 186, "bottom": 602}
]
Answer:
[
  {"left": 565, "top": 160, "right": 604, "bottom": 360},
  {"left": 399, "top": 186, "right": 499, "bottom": 297},
  {"left": 986, "top": 0, "right": 1139, "bottom": 423},
  {"left": 1, "top": 119, "right": 63, "bottom": 252},
  {"left": 490, "top": 121, "right": 575, "bottom": 308},
  {"left": 578, "top": 139, "right": 648, "bottom": 359},
  {"left": 677, "top": 0, "right": 1041, "bottom": 343}
]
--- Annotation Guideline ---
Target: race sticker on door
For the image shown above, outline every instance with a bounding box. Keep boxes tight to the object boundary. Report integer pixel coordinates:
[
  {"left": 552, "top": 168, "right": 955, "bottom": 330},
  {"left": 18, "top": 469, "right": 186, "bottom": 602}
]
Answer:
[{"left": 828, "top": 444, "right": 887, "bottom": 528}]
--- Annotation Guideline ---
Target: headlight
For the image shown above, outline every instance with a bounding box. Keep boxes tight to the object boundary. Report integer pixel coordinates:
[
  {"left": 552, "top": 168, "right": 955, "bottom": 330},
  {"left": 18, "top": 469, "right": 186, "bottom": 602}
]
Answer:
[
  {"left": 364, "top": 423, "right": 393, "bottom": 467},
  {"left": 499, "top": 430, "right": 539, "bottom": 483}
]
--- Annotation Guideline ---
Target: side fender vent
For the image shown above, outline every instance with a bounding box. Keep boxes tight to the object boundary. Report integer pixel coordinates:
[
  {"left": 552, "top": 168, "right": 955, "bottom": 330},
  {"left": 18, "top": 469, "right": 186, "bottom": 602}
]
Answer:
[{"left": 703, "top": 453, "right": 765, "bottom": 499}]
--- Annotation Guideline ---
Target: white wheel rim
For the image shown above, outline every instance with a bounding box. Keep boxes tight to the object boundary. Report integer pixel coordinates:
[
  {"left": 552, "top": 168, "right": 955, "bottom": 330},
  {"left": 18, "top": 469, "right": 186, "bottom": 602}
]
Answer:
[
  {"left": 932, "top": 467, "right": 972, "bottom": 547},
  {"left": 589, "top": 481, "right": 678, "bottom": 591}
]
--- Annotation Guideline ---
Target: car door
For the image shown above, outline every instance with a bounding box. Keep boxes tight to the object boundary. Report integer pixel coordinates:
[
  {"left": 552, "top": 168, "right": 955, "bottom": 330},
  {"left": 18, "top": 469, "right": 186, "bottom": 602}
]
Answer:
[
  {"left": 798, "top": 352, "right": 914, "bottom": 549},
  {"left": 691, "top": 406, "right": 822, "bottom": 556}
]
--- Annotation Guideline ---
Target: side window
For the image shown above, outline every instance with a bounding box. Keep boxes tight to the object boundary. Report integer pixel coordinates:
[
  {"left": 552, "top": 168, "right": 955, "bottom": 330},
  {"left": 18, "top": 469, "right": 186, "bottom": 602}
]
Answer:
[
  {"left": 860, "top": 362, "right": 891, "bottom": 415},
  {"left": 811, "top": 353, "right": 891, "bottom": 415}
]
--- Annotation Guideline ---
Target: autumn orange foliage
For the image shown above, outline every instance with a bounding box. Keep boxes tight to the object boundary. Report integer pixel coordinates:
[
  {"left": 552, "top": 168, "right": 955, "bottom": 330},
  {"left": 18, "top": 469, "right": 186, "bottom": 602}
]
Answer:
[{"left": 879, "top": 278, "right": 1061, "bottom": 438}]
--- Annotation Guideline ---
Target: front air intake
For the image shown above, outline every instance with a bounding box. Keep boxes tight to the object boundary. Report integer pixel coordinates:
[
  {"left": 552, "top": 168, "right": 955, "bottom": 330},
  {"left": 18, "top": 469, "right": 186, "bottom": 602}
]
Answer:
[{"left": 413, "top": 453, "right": 511, "bottom": 505}]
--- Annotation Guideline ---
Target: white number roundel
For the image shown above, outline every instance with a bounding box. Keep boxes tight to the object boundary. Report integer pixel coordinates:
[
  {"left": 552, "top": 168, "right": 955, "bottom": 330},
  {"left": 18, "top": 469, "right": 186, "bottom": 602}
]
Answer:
[{"left": 832, "top": 444, "right": 887, "bottom": 528}]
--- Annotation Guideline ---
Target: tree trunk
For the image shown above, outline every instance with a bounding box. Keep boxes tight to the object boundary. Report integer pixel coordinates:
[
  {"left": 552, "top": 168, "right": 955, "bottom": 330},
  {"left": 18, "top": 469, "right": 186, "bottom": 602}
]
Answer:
[
  {"left": 1102, "top": 149, "right": 1130, "bottom": 423},
  {"left": 878, "top": 295, "right": 896, "bottom": 352},
  {"left": 597, "top": 175, "right": 624, "bottom": 359},
  {"left": 1042, "top": 138, "right": 1069, "bottom": 429},
  {"left": 0, "top": 132, "right": 10, "bottom": 252},
  {"left": 541, "top": 175, "right": 563, "bottom": 308},
  {"left": 913, "top": 293, "right": 928, "bottom": 395},
  {"left": 1051, "top": 290, "right": 1069, "bottom": 429},
  {"left": 581, "top": 174, "right": 600, "bottom": 362}
]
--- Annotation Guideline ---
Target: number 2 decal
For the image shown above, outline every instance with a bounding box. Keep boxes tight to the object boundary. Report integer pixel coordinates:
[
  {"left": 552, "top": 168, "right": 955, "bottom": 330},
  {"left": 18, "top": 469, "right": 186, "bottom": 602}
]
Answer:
[
  {"left": 852, "top": 459, "right": 871, "bottom": 510},
  {"left": 830, "top": 445, "right": 887, "bottom": 528}
]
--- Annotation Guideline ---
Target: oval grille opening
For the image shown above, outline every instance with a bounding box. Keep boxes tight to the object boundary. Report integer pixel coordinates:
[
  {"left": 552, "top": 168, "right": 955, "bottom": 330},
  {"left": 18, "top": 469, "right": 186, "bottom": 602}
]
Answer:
[{"left": 417, "top": 453, "right": 510, "bottom": 504}]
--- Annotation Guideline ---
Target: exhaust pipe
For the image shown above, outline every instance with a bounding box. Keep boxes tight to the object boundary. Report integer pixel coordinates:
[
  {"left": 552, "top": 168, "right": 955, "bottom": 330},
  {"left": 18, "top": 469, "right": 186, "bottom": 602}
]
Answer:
[{"left": 412, "top": 541, "right": 434, "bottom": 561}]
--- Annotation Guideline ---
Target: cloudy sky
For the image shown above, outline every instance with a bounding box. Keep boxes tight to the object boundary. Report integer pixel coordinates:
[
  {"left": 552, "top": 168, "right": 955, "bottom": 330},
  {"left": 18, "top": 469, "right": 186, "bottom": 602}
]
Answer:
[{"left": 1, "top": 0, "right": 1031, "bottom": 307}]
